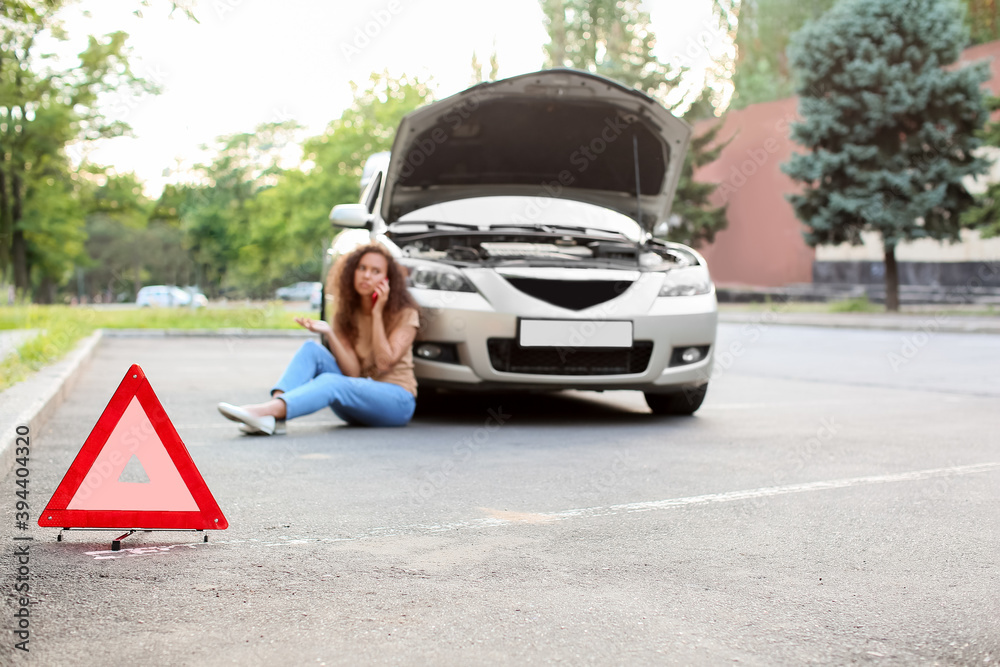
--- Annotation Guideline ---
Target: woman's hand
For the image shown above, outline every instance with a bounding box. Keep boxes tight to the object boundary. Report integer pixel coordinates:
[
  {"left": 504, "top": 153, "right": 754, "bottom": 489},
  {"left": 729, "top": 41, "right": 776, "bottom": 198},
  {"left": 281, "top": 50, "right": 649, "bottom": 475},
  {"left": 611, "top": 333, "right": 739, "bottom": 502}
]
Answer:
[
  {"left": 294, "top": 317, "right": 332, "bottom": 336},
  {"left": 371, "top": 278, "right": 389, "bottom": 315}
]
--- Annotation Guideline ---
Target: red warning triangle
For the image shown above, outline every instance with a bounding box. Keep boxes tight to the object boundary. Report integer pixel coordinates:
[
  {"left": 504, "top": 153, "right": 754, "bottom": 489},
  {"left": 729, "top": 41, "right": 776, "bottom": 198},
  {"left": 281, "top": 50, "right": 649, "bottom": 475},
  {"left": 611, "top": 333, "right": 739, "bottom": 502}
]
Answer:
[{"left": 39, "top": 364, "right": 228, "bottom": 530}]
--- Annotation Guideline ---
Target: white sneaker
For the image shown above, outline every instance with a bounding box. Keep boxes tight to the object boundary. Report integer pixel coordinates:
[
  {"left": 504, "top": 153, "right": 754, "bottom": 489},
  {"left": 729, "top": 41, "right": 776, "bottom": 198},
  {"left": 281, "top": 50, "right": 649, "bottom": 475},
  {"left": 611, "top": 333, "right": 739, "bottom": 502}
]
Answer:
[
  {"left": 217, "top": 402, "right": 277, "bottom": 435},
  {"left": 239, "top": 420, "right": 286, "bottom": 436}
]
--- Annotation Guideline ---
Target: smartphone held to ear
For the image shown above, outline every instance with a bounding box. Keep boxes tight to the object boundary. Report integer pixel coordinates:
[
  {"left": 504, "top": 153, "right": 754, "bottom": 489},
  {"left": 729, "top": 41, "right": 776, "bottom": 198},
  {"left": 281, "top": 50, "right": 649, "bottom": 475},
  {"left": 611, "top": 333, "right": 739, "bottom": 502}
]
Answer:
[{"left": 371, "top": 291, "right": 378, "bottom": 305}]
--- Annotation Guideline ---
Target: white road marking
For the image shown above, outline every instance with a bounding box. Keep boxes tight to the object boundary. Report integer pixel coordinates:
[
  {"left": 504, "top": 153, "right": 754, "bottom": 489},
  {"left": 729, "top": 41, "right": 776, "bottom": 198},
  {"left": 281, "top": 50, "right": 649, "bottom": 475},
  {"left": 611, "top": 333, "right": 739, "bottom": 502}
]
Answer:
[{"left": 80, "top": 462, "right": 1000, "bottom": 559}]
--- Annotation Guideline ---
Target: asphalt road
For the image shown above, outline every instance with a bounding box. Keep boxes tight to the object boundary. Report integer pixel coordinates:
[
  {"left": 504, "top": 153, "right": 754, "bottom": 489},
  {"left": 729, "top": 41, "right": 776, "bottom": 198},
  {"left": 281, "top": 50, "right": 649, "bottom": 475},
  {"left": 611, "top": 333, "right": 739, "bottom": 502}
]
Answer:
[{"left": 3, "top": 323, "right": 999, "bottom": 666}]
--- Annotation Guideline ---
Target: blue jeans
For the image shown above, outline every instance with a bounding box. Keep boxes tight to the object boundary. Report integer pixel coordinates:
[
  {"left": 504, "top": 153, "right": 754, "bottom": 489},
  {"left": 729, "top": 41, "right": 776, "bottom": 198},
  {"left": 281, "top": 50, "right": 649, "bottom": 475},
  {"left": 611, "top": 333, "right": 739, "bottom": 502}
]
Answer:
[{"left": 271, "top": 340, "right": 415, "bottom": 427}]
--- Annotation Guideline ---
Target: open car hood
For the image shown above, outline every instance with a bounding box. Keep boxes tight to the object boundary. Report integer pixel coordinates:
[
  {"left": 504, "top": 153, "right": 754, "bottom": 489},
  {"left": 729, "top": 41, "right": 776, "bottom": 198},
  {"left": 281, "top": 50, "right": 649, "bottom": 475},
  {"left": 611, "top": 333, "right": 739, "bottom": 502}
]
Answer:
[{"left": 381, "top": 69, "right": 692, "bottom": 233}]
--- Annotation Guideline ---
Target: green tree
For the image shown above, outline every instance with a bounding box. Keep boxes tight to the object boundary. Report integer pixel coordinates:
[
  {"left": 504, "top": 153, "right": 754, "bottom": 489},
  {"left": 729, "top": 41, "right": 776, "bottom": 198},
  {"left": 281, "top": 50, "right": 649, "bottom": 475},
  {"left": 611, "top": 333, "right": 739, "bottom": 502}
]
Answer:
[
  {"left": 0, "top": 0, "right": 158, "bottom": 299},
  {"left": 240, "top": 73, "right": 432, "bottom": 296},
  {"left": 782, "top": 0, "right": 990, "bottom": 311},
  {"left": 79, "top": 171, "right": 161, "bottom": 302},
  {"left": 181, "top": 120, "right": 300, "bottom": 296},
  {"left": 665, "top": 117, "right": 728, "bottom": 246},
  {"left": 730, "top": 0, "right": 837, "bottom": 109},
  {"left": 540, "top": 0, "right": 681, "bottom": 103},
  {"left": 470, "top": 48, "right": 500, "bottom": 85},
  {"left": 961, "top": 0, "right": 1000, "bottom": 45},
  {"left": 729, "top": 0, "right": 1000, "bottom": 110},
  {"left": 961, "top": 95, "right": 1000, "bottom": 237},
  {"left": 176, "top": 73, "right": 432, "bottom": 298},
  {"left": 539, "top": 0, "right": 727, "bottom": 247},
  {"left": 302, "top": 72, "right": 432, "bottom": 210}
]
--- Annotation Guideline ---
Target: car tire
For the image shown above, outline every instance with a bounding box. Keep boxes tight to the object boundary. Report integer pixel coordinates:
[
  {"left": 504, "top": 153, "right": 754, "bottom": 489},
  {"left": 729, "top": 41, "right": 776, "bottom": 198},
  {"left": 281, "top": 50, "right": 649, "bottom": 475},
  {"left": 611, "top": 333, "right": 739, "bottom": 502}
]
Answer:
[{"left": 644, "top": 384, "right": 708, "bottom": 416}]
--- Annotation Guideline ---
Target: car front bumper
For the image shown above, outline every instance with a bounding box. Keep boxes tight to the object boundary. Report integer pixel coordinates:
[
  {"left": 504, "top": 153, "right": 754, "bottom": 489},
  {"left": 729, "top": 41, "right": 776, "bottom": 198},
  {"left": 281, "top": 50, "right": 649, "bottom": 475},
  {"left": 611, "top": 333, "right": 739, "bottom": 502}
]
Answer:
[{"left": 410, "top": 279, "right": 717, "bottom": 393}]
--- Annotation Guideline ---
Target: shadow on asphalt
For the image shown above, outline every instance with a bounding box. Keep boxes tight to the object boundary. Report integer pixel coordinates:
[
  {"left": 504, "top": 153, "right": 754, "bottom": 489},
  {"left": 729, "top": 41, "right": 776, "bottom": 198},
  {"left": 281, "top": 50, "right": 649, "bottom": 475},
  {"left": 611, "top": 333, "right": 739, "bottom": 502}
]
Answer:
[{"left": 413, "top": 389, "right": 688, "bottom": 426}]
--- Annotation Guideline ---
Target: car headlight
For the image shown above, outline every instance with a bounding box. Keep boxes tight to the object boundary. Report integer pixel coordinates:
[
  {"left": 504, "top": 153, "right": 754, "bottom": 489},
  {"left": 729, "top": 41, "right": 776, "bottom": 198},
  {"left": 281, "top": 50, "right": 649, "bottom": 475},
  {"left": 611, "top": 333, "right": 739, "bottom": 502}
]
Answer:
[
  {"left": 403, "top": 261, "right": 476, "bottom": 293},
  {"left": 658, "top": 268, "right": 713, "bottom": 297}
]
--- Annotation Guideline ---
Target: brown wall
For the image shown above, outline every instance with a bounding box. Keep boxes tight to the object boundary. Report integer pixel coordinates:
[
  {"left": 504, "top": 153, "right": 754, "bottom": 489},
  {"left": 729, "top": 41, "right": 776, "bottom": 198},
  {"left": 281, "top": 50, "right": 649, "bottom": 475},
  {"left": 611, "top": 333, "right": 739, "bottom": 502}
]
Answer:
[
  {"left": 694, "top": 97, "right": 813, "bottom": 287},
  {"left": 694, "top": 40, "right": 1000, "bottom": 288}
]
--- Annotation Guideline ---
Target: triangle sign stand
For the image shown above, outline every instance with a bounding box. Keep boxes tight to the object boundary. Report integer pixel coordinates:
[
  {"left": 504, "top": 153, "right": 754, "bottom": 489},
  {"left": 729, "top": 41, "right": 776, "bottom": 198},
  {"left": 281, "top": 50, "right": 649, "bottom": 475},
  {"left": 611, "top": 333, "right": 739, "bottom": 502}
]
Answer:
[{"left": 39, "top": 364, "right": 228, "bottom": 548}]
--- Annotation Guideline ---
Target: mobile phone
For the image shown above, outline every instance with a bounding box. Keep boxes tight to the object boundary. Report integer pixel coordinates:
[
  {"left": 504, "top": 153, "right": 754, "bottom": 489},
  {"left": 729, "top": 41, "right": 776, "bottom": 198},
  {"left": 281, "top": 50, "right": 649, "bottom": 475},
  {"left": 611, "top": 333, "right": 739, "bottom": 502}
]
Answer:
[{"left": 371, "top": 291, "right": 378, "bottom": 305}]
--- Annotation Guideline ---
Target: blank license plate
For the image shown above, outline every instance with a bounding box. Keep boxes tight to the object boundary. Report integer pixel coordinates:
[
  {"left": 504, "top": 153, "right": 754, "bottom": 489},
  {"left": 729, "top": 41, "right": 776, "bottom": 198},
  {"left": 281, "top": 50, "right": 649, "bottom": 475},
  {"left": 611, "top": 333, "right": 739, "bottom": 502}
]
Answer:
[{"left": 519, "top": 320, "right": 633, "bottom": 348}]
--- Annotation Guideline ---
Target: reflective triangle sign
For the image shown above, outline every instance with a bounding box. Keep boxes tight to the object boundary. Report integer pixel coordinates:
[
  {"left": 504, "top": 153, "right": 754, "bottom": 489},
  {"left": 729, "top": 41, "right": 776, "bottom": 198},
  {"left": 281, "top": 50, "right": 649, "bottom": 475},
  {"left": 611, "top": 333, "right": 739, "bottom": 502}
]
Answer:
[{"left": 39, "top": 364, "right": 228, "bottom": 530}]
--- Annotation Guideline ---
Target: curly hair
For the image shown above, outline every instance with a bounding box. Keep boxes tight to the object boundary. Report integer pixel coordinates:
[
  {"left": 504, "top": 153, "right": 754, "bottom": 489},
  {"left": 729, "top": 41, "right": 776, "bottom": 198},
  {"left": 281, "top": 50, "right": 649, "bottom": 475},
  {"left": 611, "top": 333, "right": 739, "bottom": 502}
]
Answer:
[{"left": 333, "top": 243, "right": 418, "bottom": 344}]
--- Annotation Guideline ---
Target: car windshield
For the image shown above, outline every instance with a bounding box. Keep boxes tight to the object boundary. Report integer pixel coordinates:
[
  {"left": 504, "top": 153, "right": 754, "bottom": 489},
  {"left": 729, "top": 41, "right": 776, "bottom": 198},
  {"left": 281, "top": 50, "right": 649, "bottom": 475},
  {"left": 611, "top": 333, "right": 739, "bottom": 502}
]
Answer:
[{"left": 394, "top": 196, "right": 645, "bottom": 242}]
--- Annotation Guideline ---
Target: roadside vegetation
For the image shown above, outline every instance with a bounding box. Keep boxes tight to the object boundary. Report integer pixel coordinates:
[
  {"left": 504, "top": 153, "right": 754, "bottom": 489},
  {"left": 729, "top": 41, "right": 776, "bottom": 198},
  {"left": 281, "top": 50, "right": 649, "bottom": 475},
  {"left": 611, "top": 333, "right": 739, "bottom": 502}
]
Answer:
[{"left": 0, "top": 305, "right": 311, "bottom": 392}]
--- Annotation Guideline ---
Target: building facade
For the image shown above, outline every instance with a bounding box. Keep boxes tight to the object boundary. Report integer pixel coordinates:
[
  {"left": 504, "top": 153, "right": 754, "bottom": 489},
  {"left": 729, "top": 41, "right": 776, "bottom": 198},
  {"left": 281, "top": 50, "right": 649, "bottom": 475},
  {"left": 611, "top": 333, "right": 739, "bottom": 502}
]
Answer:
[{"left": 693, "top": 41, "right": 1000, "bottom": 291}]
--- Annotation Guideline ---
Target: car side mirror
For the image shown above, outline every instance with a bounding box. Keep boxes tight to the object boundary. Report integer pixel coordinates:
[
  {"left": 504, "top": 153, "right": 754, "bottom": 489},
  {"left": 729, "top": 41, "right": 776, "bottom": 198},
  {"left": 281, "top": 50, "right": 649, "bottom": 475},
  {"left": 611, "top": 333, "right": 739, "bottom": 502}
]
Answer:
[{"left": 330, "top": 203, "right": 373, "bottom": 229}]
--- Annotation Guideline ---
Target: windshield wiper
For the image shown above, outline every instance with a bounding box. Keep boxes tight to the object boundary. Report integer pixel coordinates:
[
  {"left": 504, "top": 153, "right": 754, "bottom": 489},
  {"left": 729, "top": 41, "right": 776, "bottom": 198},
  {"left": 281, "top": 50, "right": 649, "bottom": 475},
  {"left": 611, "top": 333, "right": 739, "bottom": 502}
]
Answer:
[{"left": 391, "top": 221, "right": 485, "bottom": 231}]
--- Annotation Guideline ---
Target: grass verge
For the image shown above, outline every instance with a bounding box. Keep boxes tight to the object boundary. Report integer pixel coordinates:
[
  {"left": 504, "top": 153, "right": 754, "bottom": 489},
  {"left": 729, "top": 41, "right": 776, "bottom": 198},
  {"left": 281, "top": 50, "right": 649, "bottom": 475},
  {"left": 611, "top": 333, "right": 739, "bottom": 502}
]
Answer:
[{"left": 0, "top": 304, "right": 311, "bottom": 393}]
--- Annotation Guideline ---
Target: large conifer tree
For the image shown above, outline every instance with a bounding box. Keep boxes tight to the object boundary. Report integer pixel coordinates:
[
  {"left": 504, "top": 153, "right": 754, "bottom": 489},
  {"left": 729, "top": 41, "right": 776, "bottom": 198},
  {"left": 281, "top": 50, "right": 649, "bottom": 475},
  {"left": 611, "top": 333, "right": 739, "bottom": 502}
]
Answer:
[{"left": 782, "top": 0, "right": 990, "bottom": 310}]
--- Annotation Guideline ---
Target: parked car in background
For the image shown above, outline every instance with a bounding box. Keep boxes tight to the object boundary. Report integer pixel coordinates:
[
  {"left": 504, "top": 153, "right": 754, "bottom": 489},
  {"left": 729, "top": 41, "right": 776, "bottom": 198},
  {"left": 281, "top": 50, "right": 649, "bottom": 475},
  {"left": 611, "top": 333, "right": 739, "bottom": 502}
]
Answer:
[
  {"left": 322, "top": 69, "right": 717, "bottom": 415},
  {"left": 185, "top": 288, "right": 209, "bottom": 308},
  {"left": 136, "top": 285, "right": 205, "bottom": 308},
  {"left": 309, "top": 282, "right": 322, "bottom": 310},
  {"left": 276, "top": 281, "right": 322, "bottom": 301}
]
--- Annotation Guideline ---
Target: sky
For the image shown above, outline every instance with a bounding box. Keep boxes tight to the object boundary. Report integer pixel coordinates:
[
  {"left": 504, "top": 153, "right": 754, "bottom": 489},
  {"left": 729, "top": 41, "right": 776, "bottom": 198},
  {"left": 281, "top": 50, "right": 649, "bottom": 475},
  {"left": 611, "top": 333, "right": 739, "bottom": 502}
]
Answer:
[{"left": 54, "top": 0, "right": 729, "bottom": 197}]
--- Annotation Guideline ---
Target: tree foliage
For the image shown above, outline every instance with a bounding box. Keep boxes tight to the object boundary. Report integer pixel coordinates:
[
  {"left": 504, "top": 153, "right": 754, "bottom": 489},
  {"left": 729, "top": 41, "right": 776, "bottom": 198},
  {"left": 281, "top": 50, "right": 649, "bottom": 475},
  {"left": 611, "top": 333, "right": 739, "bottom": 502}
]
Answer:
[
  {"left": 539, "top": 0, "right": 727, "bottom": 247},
  {"left": 730, "top": 0, "right": 837, "bottom": 109},
  {"left": 0, "top": 0, "right": 157, "bottom": 301},
  {"left": 782, "top": 0, "right": 990, "bottom": 310},
  {"left": 961, "top": 0, "right": 1000, "bottom": 45},
  {"left": 171, "top": 73, "right": 432, "bottom": 299},
  {"left": 666, "top": 117, "right": 729, "bottom": 246},
  {"left": 730, "top": 0, "right": 1000, "bottom": 111},
  {"left": 961, "top": 95, "right": 1000, "bottom": 237},
  {"left": 540, "top": 0, "right": 681, "bottom": 103}
]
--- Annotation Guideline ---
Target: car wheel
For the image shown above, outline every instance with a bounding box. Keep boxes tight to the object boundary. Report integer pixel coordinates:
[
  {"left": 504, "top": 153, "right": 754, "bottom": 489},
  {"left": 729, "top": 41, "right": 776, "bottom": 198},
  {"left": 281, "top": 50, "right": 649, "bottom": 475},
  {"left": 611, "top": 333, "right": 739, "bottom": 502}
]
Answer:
[{"left": 644, "top": 384, "right": 708, "bottom": 416}]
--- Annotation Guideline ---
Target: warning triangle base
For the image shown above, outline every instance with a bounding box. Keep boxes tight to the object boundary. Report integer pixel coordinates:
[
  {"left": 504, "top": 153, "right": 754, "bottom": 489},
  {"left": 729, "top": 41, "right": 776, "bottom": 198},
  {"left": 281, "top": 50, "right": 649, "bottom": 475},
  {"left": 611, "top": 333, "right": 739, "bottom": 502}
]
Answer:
[{"left": 56, "top": 527, "right": 210, "bottom": 552}]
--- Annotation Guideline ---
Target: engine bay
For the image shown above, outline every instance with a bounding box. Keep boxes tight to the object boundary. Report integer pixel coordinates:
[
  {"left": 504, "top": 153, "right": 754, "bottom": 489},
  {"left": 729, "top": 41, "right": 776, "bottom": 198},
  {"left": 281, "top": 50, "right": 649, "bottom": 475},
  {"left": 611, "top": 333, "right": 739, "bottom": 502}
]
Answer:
[{"left": 394, "top": 229, "right": 696, "bottom": 269}]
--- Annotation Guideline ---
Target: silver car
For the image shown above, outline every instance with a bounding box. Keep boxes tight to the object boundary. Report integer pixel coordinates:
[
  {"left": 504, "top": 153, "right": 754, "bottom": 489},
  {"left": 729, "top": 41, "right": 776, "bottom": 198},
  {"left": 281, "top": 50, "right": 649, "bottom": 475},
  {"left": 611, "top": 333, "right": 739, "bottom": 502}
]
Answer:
[{"left": 323, "top": 69, "right": 717, "bottom": 414}]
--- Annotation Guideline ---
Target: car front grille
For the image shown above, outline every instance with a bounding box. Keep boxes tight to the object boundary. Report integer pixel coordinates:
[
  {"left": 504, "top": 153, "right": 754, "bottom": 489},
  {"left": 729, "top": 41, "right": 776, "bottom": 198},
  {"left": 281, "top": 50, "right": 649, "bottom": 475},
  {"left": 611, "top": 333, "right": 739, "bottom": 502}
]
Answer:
[
  {"left": 487, "top": 339, "right": 653, "bottom": 376},
  {"left": 503, "top": 278, "right": 633, "bottom": 310}
]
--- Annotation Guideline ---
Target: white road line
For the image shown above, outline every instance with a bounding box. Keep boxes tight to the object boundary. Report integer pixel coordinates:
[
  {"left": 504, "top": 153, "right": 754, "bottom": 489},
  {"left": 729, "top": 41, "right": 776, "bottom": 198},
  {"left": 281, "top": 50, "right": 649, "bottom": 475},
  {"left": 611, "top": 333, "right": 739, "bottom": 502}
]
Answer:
[
  {"left": 550, "top": 462, "right": 1000, "bottom": 521},
  {"left": 82, "top": 461, "right": 1000, "bottom": 559}
]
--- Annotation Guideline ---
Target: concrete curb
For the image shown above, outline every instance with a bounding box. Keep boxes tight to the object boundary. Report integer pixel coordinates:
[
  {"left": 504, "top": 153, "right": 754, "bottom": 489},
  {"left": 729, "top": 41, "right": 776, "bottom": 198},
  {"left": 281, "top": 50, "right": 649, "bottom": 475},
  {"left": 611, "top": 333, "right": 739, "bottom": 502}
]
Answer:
[
  {"left": 101, "top": 328, "right": 313, "bottom": 338},
  {"left": 0, "top": 329, "right": 104, "bottom": 476},
  {"left": 718, "top": 312, "right": 1000, "bottom": 334}
]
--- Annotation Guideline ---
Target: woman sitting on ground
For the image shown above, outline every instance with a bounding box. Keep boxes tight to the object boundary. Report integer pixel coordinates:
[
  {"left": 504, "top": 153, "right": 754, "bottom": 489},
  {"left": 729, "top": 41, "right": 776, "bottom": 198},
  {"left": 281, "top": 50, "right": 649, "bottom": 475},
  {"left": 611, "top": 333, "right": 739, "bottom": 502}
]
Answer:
[{"left": 218, "top": 242, "right": 420, "bottom": 434}]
